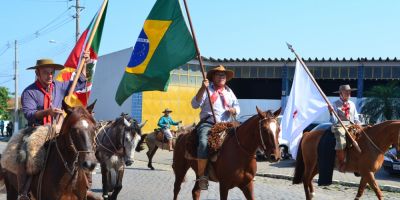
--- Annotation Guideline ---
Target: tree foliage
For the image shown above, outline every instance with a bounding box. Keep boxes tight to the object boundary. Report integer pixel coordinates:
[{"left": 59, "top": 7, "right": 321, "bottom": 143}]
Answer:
[
  {"left": 0, "top": 87, "right": 11, "bottom": 120},
  {"left": 361, "top": 81, "right": 400, "bottom": 123}
]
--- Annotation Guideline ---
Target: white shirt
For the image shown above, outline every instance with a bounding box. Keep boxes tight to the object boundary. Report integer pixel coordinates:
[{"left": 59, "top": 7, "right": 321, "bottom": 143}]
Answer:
[
  {"left": 330, "top": 98, "right": 360, "bottom": 125},
  {"left": 191, "top": 84, "right": 240, "bottom": 123}
]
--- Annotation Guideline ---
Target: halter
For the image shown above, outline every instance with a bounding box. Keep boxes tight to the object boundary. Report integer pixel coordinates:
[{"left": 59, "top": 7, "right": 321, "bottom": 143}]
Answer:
[{"left": 55, "top": 117, "right": 96, "bottom": 176}]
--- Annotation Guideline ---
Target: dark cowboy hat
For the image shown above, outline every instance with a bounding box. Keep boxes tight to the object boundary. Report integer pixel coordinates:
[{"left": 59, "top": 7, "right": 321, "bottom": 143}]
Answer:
[
  {"left": 26, "top": 59, "right": 64, "bottom": 70},
  {"left": 206, "top": 65, "right": 234, "bottom": 81},
  {"left": 162, "top": 108, "right": 173, "bottom": 113},
  {"left": 333, "top": 84, "right": 357, "bottom": 93}
]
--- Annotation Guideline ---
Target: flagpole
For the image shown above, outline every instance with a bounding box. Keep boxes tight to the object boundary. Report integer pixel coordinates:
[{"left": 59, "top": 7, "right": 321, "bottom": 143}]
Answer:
[
  {"left": 66, "top": 0, "right": 108, "bottom": 103},
  {"left": 182, "top": 0, "right": 217, "bottom": 123},
  {"left": 286, "top": 43, "right": 362, "bottom": 154}
]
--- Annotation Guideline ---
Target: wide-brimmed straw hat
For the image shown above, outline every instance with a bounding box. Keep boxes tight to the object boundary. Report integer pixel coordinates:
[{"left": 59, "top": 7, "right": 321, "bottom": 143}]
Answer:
[
  {"left": 26, "top": 59, "right": 65, "bottom": 70},
  {"left": 206, "top": 65, "right": 234, "bottom": 81},
  {"left": 333, "top": 84, "right": 357, "bottom": 93},
  {"left": 162, "top": 108, "right": 173, "bottom": 113}
]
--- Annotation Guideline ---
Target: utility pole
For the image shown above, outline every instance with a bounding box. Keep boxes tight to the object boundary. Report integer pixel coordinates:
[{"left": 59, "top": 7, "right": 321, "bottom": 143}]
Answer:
[
  {"left": 14, "top": 40, "right": 18, "bottom": 133},
  {"left": 71, "top": 0, "right": 84, "bottom": 42}
]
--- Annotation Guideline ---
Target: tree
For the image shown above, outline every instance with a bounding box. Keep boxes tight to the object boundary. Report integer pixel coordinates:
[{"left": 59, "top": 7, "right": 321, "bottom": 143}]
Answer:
[
  {"left": 361, "top": 81, "right": 400, "bottom": 123},
  {"left": 0, "top": 86, "right": 11, "bottom": 120}
]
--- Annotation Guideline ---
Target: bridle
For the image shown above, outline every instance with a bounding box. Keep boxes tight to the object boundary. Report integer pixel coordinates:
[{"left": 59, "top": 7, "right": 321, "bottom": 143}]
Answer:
[
  {"left": 55, "top": 116, "right": 96, "bottom": 176},
  {"left": 235, "top": 116, "right": 277, "bottom": 157}
]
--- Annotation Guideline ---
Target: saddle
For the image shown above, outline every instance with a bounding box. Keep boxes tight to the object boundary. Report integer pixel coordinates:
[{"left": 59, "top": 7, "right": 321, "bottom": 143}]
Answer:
[
  {"left": 154, "top": 128, "right": 169, "bottom": 143},
  {"left": 1, "top": 125, "right": 52, "bottom": 175},
  {"left": 185, "top": 122, "right": 238, "bottom": 161}
]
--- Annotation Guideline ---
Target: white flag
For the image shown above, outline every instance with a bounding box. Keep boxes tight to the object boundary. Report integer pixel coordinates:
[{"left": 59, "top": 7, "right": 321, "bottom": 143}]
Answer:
[{"left": 281, "top": 59, "right": 327, "bottom": 159}]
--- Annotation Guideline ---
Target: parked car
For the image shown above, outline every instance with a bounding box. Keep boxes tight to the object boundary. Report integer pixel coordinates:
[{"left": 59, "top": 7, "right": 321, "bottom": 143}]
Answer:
[{"left": 383, "top": 148, "right": 400, "bottom": 175}]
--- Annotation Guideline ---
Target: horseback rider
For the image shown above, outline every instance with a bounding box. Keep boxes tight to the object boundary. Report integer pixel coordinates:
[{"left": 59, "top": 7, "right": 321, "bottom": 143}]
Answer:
[
  {"left": 157, "top": 108, "right": 182, "bottom": 151},
  {"left": 328, "top": 84, "right": 360, "bottom": 172},
  {"left": 19, "top": 55, "right": 99, "bottom": 199},
  {"left": 191, "top": 65, "right": 240, "bottom": 190}
]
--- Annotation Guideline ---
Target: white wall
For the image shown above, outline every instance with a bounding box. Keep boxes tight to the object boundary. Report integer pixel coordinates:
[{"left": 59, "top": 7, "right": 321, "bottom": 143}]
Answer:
[{"left": 90, "top": 47, "right": 133, "bottom": 121}]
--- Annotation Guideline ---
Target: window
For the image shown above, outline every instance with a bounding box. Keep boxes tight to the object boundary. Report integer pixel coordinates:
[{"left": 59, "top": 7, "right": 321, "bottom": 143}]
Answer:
[
  {"left": 313, "top": 67, "right": 322, "bottom": 78},
  {"left": 242, "top": 67, "right": 250, "bottom": 78},
  {"left": 331, "top": 67, "right": 339, "bottom": 78},
  {"left": 373, "top": 67, "right": 382, "bottom": 79},
  {"left": 235, "top": 67, "right": 242, "bottom": 78},
  {"left": 258, "top": 67, "right": 266, "bottom": 78},
  {"left": 250, "top": 67, "right": 257, "bottom": 78},
  {"left": 266, "top": 67, "right": 274, "bottom": 78},
  {"left": 349, "top": 67, "right": 357, "bottom": 79},
  {"left": 322, "top": 67, "right": 330, "bottom": 79},
  {"left": 288, "top": 67, "right": 295, "bottom": 79},
  {"left": 170, "top": 74, "right": 179, "bottom": 84},
  {"left": 340, "top": 67, "right": 348, "bottom": 79},
  {"left": 382, "top": 67, "right": 391, "bottom": 78},
  {"left": 180, "top": 75, "right": 188, "bottom": 85},
  {"left": 392, "top": 67, "right": 400, "bottom": 79},
  {"left": 274, "top": 67, "right": 282, "bottom": 78},
  {"left": 364, "top": 67, "right": 373, "bottom": 79}
]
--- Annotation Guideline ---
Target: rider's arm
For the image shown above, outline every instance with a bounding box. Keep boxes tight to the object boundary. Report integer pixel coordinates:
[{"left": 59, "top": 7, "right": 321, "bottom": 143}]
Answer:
[
  {"left": 192, "top": 79, "right": 208, "bottom": 109},
  {"left": 229, "top": 91, "right": 240, "bottom": 116},
  {"left": 157, "top": 117, "right": 166, "bottom": 128},
  {"left": 329, "top": 102, "right": 338, "bottom": 124}
]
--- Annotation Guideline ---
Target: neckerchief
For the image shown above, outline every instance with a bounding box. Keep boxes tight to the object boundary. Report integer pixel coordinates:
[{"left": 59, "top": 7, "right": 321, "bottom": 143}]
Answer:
[
  {"left": 35, "top": 80, "right": 53, "bottom": 125},
  {"left": 210, "top": 86, "right": 230, "bottom": 110},
  {"left": 340, "top": 98, "right": 350, "bottom": 120}
]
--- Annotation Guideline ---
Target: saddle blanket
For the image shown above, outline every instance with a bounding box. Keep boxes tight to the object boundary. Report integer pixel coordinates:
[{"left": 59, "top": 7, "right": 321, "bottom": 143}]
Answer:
[{"left": 317, "top": 128, "right": 336, "bottom": 186}]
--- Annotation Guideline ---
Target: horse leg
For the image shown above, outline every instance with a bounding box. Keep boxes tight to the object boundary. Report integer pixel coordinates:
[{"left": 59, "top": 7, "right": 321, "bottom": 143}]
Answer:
[
  {"left": 173, "top": 160, "right": 190, "bottom": 200},
  {"left": 364, "top": 172, "right": 384, "bottom": 200},
  {"left": 219, "top": 183, "right": 230, "bottom": 200},
  {"left": 109, "top": 169, "right": 124, "bottom": 200},
  {"left": 355, "top": 177, "right": 367, "bottom": 200},
  {"left": 100, "top": 164, "right": 110, "bottom": 200},
  {"left": 147, "top": 146, "right": 158, "bottom": 170},
  {"left": 5, "top": 176, "right": 18, "bottom": 200},
  {"left": 191, "top": 176, "right": 201, "bottom": 200},
  {"left": 309, "top": 166, "right": 318, "bottom": 198},
  {"left": 239, "top": 181, "right": 254, "bottom": 200}
]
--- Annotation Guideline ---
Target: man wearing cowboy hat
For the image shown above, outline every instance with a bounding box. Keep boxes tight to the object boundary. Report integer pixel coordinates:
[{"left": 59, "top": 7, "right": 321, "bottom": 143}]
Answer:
[
  {"left": 157, "top": 108, "right": 181, "bottom": 151},
  {"left": 191, "top": 65, "right": 240, "bottom": 190},
  {"left": 329, "top": 84, "right": 360, "bottom": 172},
  {"left": 17, "top": 56, "right": 98, "bottom": 200}
]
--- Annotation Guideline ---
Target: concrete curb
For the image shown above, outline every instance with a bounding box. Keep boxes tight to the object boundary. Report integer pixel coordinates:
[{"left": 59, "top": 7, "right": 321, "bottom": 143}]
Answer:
[{"left": 256, "top": 173, "right": 400, "bottom": 193}]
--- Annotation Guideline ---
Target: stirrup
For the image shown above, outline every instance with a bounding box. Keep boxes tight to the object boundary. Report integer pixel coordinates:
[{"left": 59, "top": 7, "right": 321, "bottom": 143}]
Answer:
[
  {"left": 196, "top": 176, "right": 209, "bottom": 190},
  {"left": 18, "top": 194, "right": 30, "bottom": 200}
]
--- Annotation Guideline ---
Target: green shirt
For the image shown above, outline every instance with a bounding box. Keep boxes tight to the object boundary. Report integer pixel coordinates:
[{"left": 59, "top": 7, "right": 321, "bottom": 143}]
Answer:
[{"left": 157, "top": 116, "right": 179, "bottom": 129}]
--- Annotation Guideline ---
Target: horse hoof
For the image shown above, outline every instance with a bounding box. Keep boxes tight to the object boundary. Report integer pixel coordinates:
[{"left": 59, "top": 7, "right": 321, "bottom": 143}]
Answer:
[{"left": 311, "top": 192, "right": 316, "bottom": 198}]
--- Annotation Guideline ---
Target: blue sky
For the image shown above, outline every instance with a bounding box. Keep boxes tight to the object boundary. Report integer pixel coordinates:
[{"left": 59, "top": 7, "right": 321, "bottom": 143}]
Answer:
[{"left": 0, "top": 0, "right": 399, "bottom": 95}]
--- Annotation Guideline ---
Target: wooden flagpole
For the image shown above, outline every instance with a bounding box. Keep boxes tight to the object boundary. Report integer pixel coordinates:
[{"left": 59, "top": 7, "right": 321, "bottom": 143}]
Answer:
[
  {"left": 286, "top": 43, "right": 362, "bottom": 154},
  {"left": 182, "top": 0, "right": 217, "bottom": 123}
]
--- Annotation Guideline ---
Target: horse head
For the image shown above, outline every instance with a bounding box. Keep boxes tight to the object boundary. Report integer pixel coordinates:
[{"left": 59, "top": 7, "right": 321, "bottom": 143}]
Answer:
[
  {"left": 256, "top": 106, "right": 281, "bottom": 162},
  {"left": 113, "top": 115, "right": 146, "bottom": 166},
  {"left": 60, "top": 100, "right": 98, "bottom": 172}
]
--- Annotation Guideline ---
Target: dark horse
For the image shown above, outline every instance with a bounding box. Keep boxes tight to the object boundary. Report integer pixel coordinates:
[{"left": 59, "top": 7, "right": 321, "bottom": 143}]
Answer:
[
  {"left": 135, "top": 123, "right": 196, "bottom": 170},
  {"left": 95, "top": 114, "right": 146, "bottom": 200},
  {"left": 293, "top": 121, "right": 400, "bottom": 200},
  {"left": 1, "top": 101, "right": 99, "bottom": 200},
  {"left": 172, "top": 107, "right": 281, "bottom": 200}
]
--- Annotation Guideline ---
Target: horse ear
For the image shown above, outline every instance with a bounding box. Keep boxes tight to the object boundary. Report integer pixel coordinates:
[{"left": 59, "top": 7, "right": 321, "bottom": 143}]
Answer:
[
  {"left": 86, "top": 99, "right": 97, "bottom": 114},
  {"left": 62, "top": 99, "right": 73, "bottom": 115},
  {"left": 138, "top": 120, "right": 147, "bottom": 129},
  {"left": 256, "top": 106, "right": 266, "bottom": 118},
  {"left": 273, "top": 107, "right": 282, "bottom": 118}
]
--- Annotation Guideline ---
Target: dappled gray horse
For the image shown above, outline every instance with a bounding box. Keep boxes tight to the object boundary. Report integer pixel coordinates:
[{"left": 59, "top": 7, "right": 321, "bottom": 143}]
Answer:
[{"left": 95, "top": 114, "right": 146, "bottom": 200}]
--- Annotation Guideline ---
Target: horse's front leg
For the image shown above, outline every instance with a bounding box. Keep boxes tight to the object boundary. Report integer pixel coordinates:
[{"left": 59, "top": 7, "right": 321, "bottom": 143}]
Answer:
[
  {"left": 364, "top": 172, "right": 384, "bottom": 200},
  {"left": 147, "top": 146, "right": 158, "bottom": 170},
  {"left": 219, "top": 183, "right": 230, "bottom": 200},
  {"left": 100, "top": 163, "right": 110, "bottom": 200},
  {"left": 109, "top": 168, "right": 124, "bottom": 200},
  {"left": 355, "top": 177, "right": 367, "bottom": 200},
  {"left": 239, "top": 180, "right": 254, "bottom": 200}
]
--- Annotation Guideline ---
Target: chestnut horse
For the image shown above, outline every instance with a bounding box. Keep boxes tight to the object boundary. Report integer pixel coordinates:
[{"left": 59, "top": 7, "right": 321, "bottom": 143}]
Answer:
[
  {"left": 95, "top": 114, "right": 145, "bottom": 200},
  {"left": 293, "top": 121, "right": 400, "bottom": 200},
  {"left": 1, "top": 102, "right": 99, "bottom": 200},
  {"left": 172, "top": 107, "right": 281, "bottom": 200},
  {"left": 135, "top": 123, "right": 196, "bottom": 170}
]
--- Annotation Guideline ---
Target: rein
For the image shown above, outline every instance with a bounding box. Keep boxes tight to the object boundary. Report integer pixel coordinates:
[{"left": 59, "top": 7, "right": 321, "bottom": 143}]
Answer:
[{"left": 357, "top": 126, "right": 385, "bottom": 154}]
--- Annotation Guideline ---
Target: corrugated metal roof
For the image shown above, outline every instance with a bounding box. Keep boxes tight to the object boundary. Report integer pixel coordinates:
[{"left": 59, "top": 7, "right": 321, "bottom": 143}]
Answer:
[{"left": 201, "top": 57, "right": 399, "bottom": 62}]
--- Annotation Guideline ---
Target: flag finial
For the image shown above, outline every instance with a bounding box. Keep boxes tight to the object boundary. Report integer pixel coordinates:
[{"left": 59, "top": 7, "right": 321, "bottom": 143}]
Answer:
[{"left": 286, "top": 42, "right": 294, "bottom": 53}]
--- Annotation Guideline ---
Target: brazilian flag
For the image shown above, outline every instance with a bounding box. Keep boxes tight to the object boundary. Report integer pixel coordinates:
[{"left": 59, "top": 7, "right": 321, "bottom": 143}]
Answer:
[{"left": 115, "top": 0, "right": 196, "bottom": 105}]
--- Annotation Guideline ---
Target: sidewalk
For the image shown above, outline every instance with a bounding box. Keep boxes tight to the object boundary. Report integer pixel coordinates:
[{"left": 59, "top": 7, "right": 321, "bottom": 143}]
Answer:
[{"left": 133, "top": 148, "right": 400, "bottom": 193}]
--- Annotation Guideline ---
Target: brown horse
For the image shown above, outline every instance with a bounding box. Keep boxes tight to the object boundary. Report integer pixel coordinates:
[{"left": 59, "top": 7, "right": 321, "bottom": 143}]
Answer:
[
  {"left": 1, "top": 101, "right": 99, "bottom": 200},
  {"left": 95, "top": 114, "right": 146, "bottom": 200},
  {"left": 135, "top": 123, "right": 196, "bottom": 170},
  {"left": 172, "top": 107, "right": 281, "bottom": 200},
  {"left": 293, "top": 121, "right": 400, "bottom": 200}
]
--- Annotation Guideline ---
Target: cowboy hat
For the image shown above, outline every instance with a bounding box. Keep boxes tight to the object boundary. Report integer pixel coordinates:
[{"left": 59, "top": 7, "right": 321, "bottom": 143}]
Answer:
[
  {"left": 162, "top": 108, "right": 173, "bottom": 113},
  {"left": 333, "top": 84, "right": 357, "bottom": 93},
  {"left": 206, "top": 65, "right": 234, "bottom": 81},
  {"left": 26, "top": 59, "right": 65, "bottom": 70}
]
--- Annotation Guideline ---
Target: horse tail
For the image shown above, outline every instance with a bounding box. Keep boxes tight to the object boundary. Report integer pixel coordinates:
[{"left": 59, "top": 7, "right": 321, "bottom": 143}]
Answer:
[
  {"left": 135, "top": 134, "right": 148, "bottom": 152},
  {"left": 292, "top": 137, "right": 305, "bottom": 184}
]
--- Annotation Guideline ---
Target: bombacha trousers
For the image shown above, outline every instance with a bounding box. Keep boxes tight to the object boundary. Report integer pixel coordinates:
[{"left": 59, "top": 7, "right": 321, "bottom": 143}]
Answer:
[{"left": 196, "top": 122, "right": 213, "bottom": 159}]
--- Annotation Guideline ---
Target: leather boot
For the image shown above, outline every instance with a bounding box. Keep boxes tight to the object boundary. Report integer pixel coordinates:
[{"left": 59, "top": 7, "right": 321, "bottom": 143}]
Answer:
[
  {"left": 168, "top": 139, "right": 174, "bottom": 151},
  {"left": 197, "top": 159, "right": 208, "bottom": 190},
  {"left": 336, "top": 150, "right": 346, "bottom": 172}
]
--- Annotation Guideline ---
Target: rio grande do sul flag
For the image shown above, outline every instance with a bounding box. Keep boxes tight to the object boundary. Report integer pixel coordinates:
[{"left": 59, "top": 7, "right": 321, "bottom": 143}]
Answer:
[
  {"left": 55, "top": 2, "right": 108, "bottom": 107},
  {"left": 280, "top": 59, "right": 327, "bottom": 159},
  {"left": 115, "top": 0, "right": 196, "bottom": 105}
]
